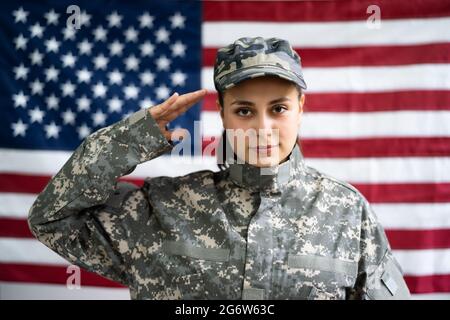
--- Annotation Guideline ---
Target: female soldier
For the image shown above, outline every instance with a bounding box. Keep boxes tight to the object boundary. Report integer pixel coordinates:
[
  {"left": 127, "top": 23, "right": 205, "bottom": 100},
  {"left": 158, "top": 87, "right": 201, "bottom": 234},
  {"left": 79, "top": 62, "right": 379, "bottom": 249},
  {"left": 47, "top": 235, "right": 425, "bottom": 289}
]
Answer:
[{"left": 28, "top": 37, "right": 410, "bottom": 300}]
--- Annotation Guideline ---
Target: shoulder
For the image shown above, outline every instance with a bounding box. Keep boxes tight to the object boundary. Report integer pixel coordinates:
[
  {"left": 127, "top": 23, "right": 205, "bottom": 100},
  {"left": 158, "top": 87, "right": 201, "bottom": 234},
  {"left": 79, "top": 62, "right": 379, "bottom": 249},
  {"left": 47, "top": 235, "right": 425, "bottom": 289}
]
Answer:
[
  {"left": 306, "top": 165, "right": 363, "bottom": 196},
  {"left": 143, "top": 169, "right": 218, "bottom": 195}
]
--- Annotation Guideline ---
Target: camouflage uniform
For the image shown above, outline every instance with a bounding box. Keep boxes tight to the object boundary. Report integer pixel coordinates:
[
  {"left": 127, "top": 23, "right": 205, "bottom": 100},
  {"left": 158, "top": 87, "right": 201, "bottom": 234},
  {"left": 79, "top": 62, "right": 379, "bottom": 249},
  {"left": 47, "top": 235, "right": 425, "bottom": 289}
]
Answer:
[{"left": 28, "top": 37, "right": 411, "bottom": 300}]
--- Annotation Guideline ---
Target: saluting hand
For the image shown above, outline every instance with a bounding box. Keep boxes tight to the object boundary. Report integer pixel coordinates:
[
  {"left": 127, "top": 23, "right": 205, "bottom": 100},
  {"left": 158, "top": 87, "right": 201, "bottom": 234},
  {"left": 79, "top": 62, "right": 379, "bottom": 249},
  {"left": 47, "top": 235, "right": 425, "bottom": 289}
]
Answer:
[{"left": 148, "top": 89, "right": 207, "bottom": 142}]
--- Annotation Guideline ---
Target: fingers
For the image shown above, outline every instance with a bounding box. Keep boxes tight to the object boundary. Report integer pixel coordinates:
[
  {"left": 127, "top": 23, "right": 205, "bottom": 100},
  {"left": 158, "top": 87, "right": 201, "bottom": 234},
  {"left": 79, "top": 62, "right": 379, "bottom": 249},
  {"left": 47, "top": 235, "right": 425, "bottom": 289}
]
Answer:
[
  {"left": 149, "top": 92, "right": 179, "bottom": 118},
  {"left": 159, "top": 89, "right": 207, "bottom": 120}
]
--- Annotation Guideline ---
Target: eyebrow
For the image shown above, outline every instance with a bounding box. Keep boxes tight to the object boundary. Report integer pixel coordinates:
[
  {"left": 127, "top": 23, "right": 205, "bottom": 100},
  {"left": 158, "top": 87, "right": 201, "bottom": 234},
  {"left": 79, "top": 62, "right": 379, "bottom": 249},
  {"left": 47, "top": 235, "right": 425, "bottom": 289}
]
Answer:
[{"left": 230, "top": 97, "right": 291, "bottom": 106}]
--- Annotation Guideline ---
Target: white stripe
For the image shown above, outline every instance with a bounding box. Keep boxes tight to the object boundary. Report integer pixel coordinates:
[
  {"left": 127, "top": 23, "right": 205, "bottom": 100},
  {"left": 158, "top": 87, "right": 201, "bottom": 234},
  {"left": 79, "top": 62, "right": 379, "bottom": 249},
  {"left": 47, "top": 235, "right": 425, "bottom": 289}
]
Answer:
[
  {"left": 373, "top": 203, "right": 450, "bottom": 230},
  {"left": 202, "top": 18, "right": 450, "bottom": 47},
  {"left": 1, "top": 148, "right": 450, "bottom": 183},
  {"left": 411, "top": 293, "right": 450, "bottom": 300},
  {"left": 1, "top": 238, "right": 450, "bottom": 277},
  {"left": 0, "top": 282, "right": 130, "bottom": 300},
  {"left": 3, "top": 193, "right": 450, "bottom": 231},
  {"left": 0, "top": 238, "right": 68, "bottom": 265},
  {"left": 0, "top": 193, "right": 36, "bottom": 219},
  {"left": 201, "top": 110, "right": 450, "bottom": 138},
  {"left": 306, "top": 157, "right": 450, "bottom": 183},
  {"left": 0, "top": 281, "right": 447, "bottom": 300},
  {"left": 202, "top": 64, "right": 450, "bottom": 92},
  {"left": 393, "top": 249, "right": 450, "bottom": 276}
]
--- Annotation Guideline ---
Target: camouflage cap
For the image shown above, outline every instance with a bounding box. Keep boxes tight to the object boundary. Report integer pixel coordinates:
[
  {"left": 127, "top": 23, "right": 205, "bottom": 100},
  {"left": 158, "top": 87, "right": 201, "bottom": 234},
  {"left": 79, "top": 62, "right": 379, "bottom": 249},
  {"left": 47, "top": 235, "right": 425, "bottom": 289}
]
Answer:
[{"left": 213, "top": 37, "right": 307, "bottom": 92}]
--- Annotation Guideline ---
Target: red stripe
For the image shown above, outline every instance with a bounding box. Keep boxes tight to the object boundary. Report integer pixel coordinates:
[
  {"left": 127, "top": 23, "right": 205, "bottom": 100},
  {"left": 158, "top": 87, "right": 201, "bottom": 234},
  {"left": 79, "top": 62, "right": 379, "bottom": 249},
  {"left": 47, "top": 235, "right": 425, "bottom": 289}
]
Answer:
[
  {"left": 203, "top": 137, "right": 450, "bottom": 158},
  {"left": 0, "top": 263, "right": 124, "bottom": 288},
  {"left": 202, "top": 91, "right": 450, "bottom": 112},
  {"left": 0, "top": 218, "right": 33, "bottom": 238},
  {"left": 386, "top": 229, "right": 450, "bottom": 250},
  {"left": 0, "top": 173, "right": 144, "bottom": 194},
  {"left": 2, "top": 179, "right": 450, "bottom": 205},
  {"left": 204, "top": 0, "right": 450, "bottom": 22},
  {"left": 404, "top": 274, "right": 450, "bottom": 294},
  {"left": 203, "top": 43, "right": 450, "bottom": 68},
  {"left": 354, "top": 183, "right": 450, "bottom": 203},
  {"left": 0, "top": 262, "right": 447, "bottom": 294}
]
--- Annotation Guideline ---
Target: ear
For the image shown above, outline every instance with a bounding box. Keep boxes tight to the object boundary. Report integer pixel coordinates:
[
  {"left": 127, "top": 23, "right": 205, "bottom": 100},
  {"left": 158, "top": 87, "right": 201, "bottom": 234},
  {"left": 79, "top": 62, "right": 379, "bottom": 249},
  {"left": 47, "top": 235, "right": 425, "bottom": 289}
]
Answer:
[{"left": 298, "top": 93, "right": 305, "bottom": 126}]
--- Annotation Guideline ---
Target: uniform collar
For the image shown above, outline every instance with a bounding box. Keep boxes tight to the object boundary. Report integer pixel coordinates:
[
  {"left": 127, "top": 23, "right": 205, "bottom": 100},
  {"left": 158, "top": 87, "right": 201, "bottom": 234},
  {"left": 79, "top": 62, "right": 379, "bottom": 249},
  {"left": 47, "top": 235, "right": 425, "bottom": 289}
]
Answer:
[{"left": 226, "top": 143, "right": 306, "bottom": 194}]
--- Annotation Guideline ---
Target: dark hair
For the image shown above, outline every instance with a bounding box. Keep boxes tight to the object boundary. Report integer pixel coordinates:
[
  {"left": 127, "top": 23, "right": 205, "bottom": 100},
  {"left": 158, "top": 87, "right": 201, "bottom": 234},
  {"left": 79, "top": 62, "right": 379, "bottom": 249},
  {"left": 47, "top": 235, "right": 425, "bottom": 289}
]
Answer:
[{"left": 216, "top": 83, "right": 304, "bottom": 170}]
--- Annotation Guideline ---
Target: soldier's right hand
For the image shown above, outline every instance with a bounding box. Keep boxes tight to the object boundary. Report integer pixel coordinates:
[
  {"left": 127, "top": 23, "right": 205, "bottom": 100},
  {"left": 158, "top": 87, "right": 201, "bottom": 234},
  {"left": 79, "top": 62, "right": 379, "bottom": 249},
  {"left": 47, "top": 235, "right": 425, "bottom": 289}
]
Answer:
[{"left": 148, "top": 89, "right": 207, "bottom": 142}]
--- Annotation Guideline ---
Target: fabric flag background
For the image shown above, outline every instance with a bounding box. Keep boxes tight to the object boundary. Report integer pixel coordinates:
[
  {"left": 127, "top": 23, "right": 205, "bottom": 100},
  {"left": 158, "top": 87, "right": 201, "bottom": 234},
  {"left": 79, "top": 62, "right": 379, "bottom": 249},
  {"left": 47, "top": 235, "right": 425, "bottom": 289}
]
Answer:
[{"left": 1, "top": 0, "right": 449, "bottom": 299}]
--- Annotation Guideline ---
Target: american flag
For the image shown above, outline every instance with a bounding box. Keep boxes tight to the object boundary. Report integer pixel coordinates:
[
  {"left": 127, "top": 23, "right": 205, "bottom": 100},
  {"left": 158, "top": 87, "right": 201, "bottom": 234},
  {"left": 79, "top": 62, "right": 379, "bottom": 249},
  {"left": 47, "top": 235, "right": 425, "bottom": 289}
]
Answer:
[{"left": 1, "top": 0, "right": 450, "bottom": 299}]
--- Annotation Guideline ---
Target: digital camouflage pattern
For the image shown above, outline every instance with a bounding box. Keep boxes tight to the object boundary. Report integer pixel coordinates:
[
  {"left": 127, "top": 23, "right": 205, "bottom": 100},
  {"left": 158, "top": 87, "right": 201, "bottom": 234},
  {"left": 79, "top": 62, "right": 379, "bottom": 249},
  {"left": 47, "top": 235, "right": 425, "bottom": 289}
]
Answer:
[
  {"left": 214, "top": 37, "right": 307, "bottom": 92},
  {"left": 28, "top": 108, "right": 411, "bottom": 300}
]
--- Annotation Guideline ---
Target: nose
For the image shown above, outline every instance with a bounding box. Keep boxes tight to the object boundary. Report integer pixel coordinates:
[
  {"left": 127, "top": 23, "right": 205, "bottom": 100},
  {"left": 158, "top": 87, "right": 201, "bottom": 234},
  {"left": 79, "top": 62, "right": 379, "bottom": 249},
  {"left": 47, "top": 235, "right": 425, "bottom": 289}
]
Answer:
[{"left": 254, "top": 112, "right": 273, "bottom": 132}]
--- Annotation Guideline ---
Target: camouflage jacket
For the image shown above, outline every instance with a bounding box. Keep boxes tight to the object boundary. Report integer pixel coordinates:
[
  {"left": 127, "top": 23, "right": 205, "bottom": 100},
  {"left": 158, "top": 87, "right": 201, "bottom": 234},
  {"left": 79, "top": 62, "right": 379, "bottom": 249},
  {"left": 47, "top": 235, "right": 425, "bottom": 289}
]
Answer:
[{"left": 28, "top": 108, "right": 411, "bottom": 300}]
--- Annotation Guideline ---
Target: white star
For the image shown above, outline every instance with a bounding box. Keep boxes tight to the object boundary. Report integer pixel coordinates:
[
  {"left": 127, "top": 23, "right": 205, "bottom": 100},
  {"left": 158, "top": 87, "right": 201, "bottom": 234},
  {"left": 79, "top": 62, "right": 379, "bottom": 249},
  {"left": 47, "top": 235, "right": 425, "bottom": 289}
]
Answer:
[
  {"left": 29, "top": 23, "right": 44, "bottom": 38},
  {"left": 171, "top": 41, "right": 186, "bottom": 57},
  {"left": 14, "top": 34, "right": 27, "bottom": 50},
  {"left": 77, "top": 95, "right": 91, "bottom": 112},
  {"left": 92, "top": 82, "right": 107, "bottom": 98},
  {"left": 80, "top": 11, "right": 91, "bottom": 27},
  {"left": 29, "top": 50, "right": 43, "bottom": 65},
  {"left": 12, "top": 91, "right": 28, "bottom": 108},
  {"left": 139, "top": 71, "right": 155, "bottom": 86},
  {"left": 62, "top": 109, "right": 76, "bottom": 125},
  {"left": 29, "top": 107, "right": 45, "bottom": 123},
  {"left": 124, "top": 55, "right": 140, "bottom": 71},
  {"left": 155, "top": 27, "right": 170, "bottom": 43},
  {"left": 140, "top": 41, "right": 155, "bottom": 57},
  {"left": 155, "top": 85, "right": 170, "bottom": 101},
  {"left": 45, "top": 37, "right": 60, "bottom": 53},
  {"left": 13, "top": 7, "right": 28, "bottom": 24},
  {"left": 108, "top": 69, "right": 123, "bottom": 85},
  {"left": 93, "top": 26, "right": 108, "bottom": 42},
  {"left": 62, "top": 27, "right": 76, "bottom": 40},
  {"left": 124, "top": 27, "right": 138, "bottom": 42},
  {"left": 11, "top": 119, "right": 28, "bottom": 137},
  {"left": 109, "top": 40, "right": 124, "bottom": 56},
  {"left": 61, "top": 80, "right": 76, "bottom": 97},
  {"left": 44, "top": 121, "right": 60, "bottom": 139},
  {"left": 13, "top": 64, "right": 29, "bottom": 80},
  {"left": 61, "top": 52, "right": 77, "bottom": 68},
  {"left": 78, "top": 39, "right": 92, "bottom": 55},
  {"left": 45, "top": 66, "right": 59, "bottom": 82},
  {"left": 46, "top": 94, "right": 59, "bottom": 110},
  {"left": 76, "top": 68, "right": 92, "bottom": 83},
  {"left": 92, "top": 109, "right": 107, "bottom": 126},
  {"left": 171, "top": 70, "right": 187, "bottom": 86},
  {"left": 93, "top": 54, "right": 108, "bottom": 70},
  {"left": 138, "top": 12, "right": 154, "bottom": 28},
  {"left": 77, "top": 123, "right": 91, "bottom": 139},
  {"left": 108, "top": 96, "right": 123, "bottom": 113},
  {"left": 44, "top": 9, "right": 59, "bottom": 25},
  {"left": 124, "top": 84, "right": 139, "bottom": 100},
  {"left": 170, "top": 12, "right": 185, "bottom": 29},
  {"left": 30, "top": 79, "right": 44, "bottom": 95},
  {"left": 155, "top": 55, "right": 171, "bottom": 71},
  {"left": 107, "top": 11, "right": 122, "bottom": 28},
  {"left": 140, "top": 97, "right": 155, "bottom": 109}
]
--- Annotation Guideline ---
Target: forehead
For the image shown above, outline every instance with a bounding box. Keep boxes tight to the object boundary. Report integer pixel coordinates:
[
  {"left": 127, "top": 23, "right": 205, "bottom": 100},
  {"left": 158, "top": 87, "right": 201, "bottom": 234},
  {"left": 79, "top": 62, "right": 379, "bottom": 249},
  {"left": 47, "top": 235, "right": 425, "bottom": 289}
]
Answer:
[{"left": 223, "top": 76, "right": 297, "bottom": 98}]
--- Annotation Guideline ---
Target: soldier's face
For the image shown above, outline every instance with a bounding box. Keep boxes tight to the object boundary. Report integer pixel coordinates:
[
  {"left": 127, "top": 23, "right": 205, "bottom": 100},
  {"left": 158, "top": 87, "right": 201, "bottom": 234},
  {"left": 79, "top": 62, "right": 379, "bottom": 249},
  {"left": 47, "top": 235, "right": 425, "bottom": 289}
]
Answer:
[{"left": 219, "top": 76, "right": 304, "bottom": 167}]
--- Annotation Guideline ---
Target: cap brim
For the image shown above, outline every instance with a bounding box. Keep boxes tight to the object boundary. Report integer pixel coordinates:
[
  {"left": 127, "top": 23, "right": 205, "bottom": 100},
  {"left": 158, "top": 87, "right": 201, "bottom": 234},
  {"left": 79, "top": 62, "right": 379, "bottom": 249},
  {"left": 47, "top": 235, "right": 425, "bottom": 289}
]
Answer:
[{"left": 217, "top": 65, "right": 307, "bottom": 91}]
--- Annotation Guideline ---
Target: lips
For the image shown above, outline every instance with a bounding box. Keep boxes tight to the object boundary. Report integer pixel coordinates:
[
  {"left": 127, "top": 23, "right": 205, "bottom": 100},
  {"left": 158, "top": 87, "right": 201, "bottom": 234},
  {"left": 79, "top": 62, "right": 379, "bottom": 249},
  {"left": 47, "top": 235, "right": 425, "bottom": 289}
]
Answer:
[{"left": 250, "top": 145, "right": 279, "bottom": 152}]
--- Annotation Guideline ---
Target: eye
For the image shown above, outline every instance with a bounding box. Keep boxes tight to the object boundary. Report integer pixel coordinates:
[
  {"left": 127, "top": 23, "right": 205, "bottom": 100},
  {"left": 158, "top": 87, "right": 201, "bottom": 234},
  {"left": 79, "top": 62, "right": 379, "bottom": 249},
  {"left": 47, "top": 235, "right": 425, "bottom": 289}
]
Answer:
[
  {"left": 235, "top": 107, "right": 252, "bottom": 117},
  {"left": 272, "top": 105, "right": 287, "bottom": 114}
]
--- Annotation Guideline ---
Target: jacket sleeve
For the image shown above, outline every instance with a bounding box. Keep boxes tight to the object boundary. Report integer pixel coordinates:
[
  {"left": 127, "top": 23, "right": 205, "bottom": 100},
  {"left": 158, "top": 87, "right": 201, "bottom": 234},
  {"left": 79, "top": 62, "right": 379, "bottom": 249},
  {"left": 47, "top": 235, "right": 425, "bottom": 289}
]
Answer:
[
  {"left": 27, "top": 108, "right": 173, "bottom": 286},
  {"left": 350, "top": 196, "right": 411, "bottom": 300}
]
